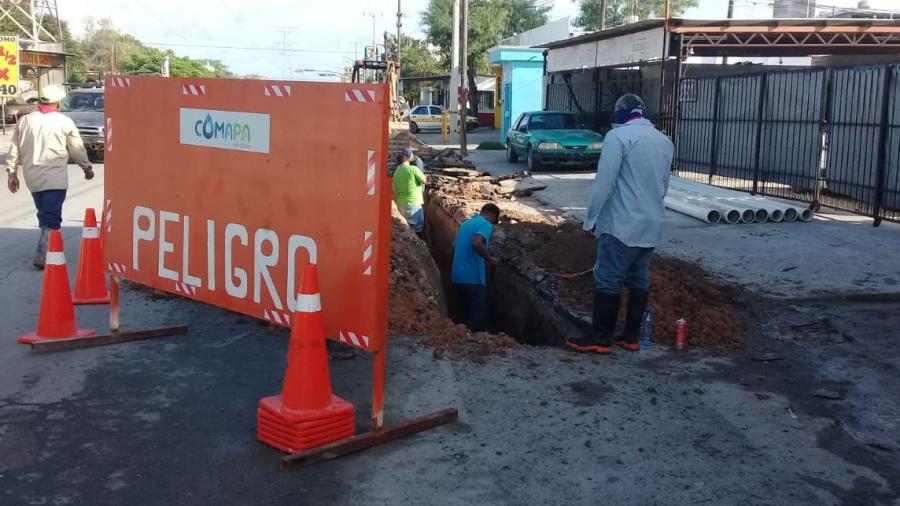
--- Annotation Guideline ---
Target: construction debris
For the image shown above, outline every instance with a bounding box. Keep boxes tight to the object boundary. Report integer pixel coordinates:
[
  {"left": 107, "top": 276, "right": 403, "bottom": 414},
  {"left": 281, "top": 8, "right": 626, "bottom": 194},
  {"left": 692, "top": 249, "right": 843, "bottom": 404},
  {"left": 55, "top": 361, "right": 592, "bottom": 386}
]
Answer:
[
  {"left": 387, "top": 126, "right": 745, "bottom": 355},
  {"left": 421, "top": 173, "right": 745, "bottom": 353}
]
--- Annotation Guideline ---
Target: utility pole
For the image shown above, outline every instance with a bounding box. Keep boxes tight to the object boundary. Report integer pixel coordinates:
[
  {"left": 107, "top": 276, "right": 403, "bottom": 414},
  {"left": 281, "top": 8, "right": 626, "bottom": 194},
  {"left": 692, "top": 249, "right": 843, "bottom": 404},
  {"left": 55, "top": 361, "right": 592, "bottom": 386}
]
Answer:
[
  {"left": 396, "top": 0, "right": 402, "bottom": 96},
  {"left": 723, "top": 0, "right": 735, "bottom": 64},
  {"left": 363, "top": 11, "right": 381, "bottom": 82},
  {"left": 396, "top": 0, "right": 402, "bottom": 64},
  {"left": 275, "top": 27, "right": 296, "bottom": 80},
  {"left": 459, "top": 0, "right": 468, "bottom": 155},
  {"left": 449, "top": 0, "right": 460, "bottom": 139},
  {"left": 599, "top": 0, "right": 607, "bottom": 30}
]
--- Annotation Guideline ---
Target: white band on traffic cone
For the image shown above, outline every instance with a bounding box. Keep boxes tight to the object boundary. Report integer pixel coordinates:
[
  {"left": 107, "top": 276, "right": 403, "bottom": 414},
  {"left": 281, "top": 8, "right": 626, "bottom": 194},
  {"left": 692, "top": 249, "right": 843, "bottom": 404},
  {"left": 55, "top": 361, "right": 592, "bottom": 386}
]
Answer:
[
  {"left": 46, "top": 252, "right": 65, "bottom": 265},
  {"left": 82, "top": 227, "right": 100, "bottom": 239},
  {"left": 296, "top": 293, "right": 321, "bottom": 313}
]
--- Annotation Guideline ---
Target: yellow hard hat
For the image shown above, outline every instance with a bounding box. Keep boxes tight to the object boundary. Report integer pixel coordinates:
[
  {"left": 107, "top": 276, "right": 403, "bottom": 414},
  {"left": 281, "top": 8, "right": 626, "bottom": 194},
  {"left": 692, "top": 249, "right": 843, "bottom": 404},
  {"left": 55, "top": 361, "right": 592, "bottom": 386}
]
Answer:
[{"left": 39, "top": 85, "right": 66, "bottom": 104}]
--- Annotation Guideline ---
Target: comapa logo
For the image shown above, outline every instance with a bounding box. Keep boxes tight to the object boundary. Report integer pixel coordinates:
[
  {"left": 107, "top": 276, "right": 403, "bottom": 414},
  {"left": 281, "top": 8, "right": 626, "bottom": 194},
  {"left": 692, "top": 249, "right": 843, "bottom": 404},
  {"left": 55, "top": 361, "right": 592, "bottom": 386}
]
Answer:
[
  {"left": 179, "top": 108, "right": 270, "bottom": 154},
  {"left": 194, "top": 113, "right": 251, "bottom": 143}
]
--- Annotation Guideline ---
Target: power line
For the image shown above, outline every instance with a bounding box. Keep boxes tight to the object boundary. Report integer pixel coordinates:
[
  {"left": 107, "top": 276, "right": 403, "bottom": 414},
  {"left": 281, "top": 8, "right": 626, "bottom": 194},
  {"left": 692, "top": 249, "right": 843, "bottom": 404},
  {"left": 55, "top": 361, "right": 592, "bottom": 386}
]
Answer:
[
  {"left": 143, "top": 42, "right": 356, "bottom": 54},
  {"left": 218, "top": 0, "right": 258, "bottom": 47},
  {"left": 133, "top": 0, "right": 193, "bottom": 45}
]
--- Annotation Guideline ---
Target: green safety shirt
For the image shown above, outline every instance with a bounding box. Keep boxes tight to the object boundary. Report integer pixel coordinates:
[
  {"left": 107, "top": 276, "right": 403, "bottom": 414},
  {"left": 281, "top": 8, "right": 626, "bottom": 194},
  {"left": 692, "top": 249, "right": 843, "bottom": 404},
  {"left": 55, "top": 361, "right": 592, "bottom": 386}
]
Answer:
[{"left": 392, "top": 162, "right": 426, "bottom": 207}]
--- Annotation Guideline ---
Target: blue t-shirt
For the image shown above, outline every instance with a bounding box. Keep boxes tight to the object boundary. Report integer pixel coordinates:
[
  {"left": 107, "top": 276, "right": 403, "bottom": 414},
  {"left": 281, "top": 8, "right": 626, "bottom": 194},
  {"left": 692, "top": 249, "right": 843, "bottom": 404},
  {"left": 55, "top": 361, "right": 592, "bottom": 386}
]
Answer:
[{"left": 451, "top": 214, "right": 494, "bottom": 286}]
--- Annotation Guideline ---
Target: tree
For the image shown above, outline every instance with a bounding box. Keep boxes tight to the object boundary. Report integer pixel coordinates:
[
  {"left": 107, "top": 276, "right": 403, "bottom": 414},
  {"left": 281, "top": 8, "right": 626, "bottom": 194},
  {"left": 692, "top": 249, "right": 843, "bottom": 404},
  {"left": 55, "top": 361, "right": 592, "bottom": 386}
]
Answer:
[
  {"left": 78, "top": 18, "right": 232, "bottom": 78},
  {"left": 422, "top": 0, "right": 549, "bottom": 114},
  {"left": 0, "top": 7, "right": 84, "bottom": 83},
  {"left": 385, "top": 34, "right": 442, "bottom": 104},
  {"left": 574, "top": 0, "right": 698, "bottom": 31}
]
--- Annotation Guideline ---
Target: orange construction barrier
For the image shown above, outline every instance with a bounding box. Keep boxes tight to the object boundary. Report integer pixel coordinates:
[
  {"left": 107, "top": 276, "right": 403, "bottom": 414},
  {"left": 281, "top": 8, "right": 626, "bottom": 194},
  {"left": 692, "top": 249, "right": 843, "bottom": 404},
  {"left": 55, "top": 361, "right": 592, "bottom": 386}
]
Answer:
[
  {"left": 73, "top": 208, "right": 110, "bottom": 304},
  {"left": 18, "top": 231, "right": 95, "bottom": 344},
  {"left": 257, "top": 264, "right": 355, "bottom": 453}
]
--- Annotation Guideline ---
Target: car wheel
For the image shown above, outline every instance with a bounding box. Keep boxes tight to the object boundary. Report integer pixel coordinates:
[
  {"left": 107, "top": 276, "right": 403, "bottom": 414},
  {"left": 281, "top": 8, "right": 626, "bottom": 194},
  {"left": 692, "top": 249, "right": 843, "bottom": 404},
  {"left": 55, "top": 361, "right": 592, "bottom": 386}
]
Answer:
[
  {"left": 88, "top": 150, "right": 104, "bottom": 163},
  {"left": 506, "top": 141, "right": 519, "bottom": 163},
  {"left": 409, "top": 121, "right": 420, "bottom": 134},
  {"left": 527, "top": 146, "right": 543, "bottom": 171},
  {"left": 466, "top": 123, "right": 478, "bottom": 132}
]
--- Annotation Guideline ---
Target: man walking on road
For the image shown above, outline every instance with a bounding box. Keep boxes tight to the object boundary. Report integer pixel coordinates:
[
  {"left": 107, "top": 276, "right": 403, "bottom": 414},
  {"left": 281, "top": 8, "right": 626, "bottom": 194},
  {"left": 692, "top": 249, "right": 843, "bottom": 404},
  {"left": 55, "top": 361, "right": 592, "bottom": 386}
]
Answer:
[
  {"left": 451, "top": 203, "right": 501, "bottom": 332},
  {"left": 567, "top": 94, "right": 674, "bottom": 354},
  {"left": 6, "top": 85, "right": 94, "bottom": 269},
  {"left": 392, "top": 147, "right": 427, "bottom": 235}
]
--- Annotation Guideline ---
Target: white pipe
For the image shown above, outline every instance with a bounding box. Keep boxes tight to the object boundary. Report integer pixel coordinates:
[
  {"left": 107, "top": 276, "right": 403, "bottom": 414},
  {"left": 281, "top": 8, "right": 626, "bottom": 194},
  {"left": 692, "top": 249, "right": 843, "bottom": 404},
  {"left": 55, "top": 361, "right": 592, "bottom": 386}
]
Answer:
[
  {"left": 671, "top": 179, "right": 812, "bottom": 222},
  {"left": 668, "top": 192, "right": 740, "bottom": 224},
  {"left": 664, "top": 195, "right": 721, "bottom": 224},
  {"left": 671, "top": 183, "right": 799, "bottom": 223},
  {"left": 689, "top": 193, "right": 766, "bottom": 223}
]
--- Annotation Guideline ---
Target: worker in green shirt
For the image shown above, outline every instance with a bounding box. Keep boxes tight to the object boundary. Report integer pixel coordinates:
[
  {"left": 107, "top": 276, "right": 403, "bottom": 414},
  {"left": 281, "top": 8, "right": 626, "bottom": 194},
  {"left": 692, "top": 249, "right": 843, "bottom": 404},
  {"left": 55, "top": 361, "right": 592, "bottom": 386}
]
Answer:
[{"left": 393, "top": 147, "right": 427, "bottom": 234}]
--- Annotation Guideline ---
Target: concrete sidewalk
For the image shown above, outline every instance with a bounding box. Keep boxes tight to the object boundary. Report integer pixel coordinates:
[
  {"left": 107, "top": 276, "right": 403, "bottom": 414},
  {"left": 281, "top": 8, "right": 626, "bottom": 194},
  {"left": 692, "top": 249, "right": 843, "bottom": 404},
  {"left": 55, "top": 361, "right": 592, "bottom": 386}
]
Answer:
[{"left": 467, "top": 147, "right": 900, "bottom": 299}]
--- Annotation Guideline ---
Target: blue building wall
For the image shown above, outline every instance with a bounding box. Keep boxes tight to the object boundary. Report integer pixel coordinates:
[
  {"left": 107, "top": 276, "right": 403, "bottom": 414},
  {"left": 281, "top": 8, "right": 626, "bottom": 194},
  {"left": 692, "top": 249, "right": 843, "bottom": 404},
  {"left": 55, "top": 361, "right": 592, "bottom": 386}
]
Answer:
[{"left": 489, "top": 47, "right": 545, "bottom": 143}]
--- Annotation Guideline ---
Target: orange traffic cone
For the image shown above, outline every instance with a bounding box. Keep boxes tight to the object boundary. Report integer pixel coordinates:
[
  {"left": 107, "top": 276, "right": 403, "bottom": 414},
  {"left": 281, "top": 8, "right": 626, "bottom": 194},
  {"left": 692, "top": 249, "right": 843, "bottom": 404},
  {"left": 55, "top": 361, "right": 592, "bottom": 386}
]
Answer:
[
  {"left": 257, "top": 263, "right": 355, "bottom": 453},
  {"left": 18, "top": 231, "right": 95, "bottom": 344},
  {"left": 73, "top": 208, "right": 110, "bottom": 304}
]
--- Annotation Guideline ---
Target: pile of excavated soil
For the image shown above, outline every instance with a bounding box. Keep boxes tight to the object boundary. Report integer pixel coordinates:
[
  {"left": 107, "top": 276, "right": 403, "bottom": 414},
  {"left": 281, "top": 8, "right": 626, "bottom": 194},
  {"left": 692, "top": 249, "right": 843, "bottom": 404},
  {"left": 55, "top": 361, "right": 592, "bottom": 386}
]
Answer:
[
  {"left": 428, "top": 176, "right": 744, "bottom": 353},
  {"left": 387, "top": 204, "right": 518, "bottom": 360},
  {"left": 509, "top": 223, "right": 745, "bottom": 353}
]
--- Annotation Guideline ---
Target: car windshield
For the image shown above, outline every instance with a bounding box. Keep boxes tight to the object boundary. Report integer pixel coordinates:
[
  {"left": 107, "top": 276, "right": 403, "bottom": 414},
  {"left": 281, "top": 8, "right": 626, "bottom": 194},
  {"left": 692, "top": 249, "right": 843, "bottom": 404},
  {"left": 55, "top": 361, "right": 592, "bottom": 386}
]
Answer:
[
  {"left": 60, "top": 92, "right": 104, "bottom": 112},
  {"left": 529, "top": 113, "right": 581, "bottom": 130}
]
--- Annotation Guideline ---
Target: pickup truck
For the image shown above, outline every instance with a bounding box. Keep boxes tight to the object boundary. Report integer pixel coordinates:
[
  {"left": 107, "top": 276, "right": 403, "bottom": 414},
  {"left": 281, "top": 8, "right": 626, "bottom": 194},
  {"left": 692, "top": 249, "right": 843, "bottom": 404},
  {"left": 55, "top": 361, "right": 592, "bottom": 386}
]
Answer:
[{"left": 60, "top": 86, "right": 105, "bottom": 162}]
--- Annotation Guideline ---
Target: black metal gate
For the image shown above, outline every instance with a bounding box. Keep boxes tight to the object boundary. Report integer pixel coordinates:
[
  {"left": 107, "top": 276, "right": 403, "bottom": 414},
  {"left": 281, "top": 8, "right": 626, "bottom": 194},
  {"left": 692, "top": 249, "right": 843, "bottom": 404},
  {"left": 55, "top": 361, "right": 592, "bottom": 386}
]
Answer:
[
  {"left": 545, "top": 61, "right": 678, "bottom": 136},
  {"left": 675, "top": 63, "right": 900, "bottom": 225}
]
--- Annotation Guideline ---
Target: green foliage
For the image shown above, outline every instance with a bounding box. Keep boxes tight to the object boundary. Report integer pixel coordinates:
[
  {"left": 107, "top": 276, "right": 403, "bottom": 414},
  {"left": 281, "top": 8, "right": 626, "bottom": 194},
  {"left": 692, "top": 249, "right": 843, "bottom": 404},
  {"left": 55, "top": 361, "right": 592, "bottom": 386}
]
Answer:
[
  {"left": 79, "top": 18, "right": 232, "bottom": 78},
  {"left": 477, "top": 140, "right": 506, "bottom": 150},
  {"left": 0, "top": 6, "right": 84, "bottom": 83},
  {"left": 574, "top": 0, "right": 698, "bottom": 30},
  {"left": 0, "top": 14, "right": 233, "bottom": 82},
  {"left": 386, "top": 34, "right": 442, "bottom": 104},
  {"left": 422, "top": 0, "right": 549, "bottom": 113}
]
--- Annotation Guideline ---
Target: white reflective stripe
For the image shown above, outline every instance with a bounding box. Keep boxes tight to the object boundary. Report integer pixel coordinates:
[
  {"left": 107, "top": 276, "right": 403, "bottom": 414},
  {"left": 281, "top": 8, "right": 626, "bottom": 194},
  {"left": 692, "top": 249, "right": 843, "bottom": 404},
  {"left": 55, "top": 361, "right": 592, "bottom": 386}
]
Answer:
[
  {"left": 295, "top": 293, "right": 321, "bottom": 313},
  {"left": 82, "top": 227, "right": 100, "bottom": 239},
  {"left": 46, "top": 252, "right": 65, "bottom": 265}
]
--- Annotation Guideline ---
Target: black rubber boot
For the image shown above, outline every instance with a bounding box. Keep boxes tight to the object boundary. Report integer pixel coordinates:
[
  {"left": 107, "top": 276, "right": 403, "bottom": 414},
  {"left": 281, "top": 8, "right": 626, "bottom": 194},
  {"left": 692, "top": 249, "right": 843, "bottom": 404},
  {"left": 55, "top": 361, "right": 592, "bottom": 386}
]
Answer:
[
  {"left": 567, "top": 291, "right": 620, "bottom": 354},
  {"left": 616, "top": 288, "right": 649, "bottom": 351},
  {"left": 33, "top": 227, "right": 50, "bottom": 270}
]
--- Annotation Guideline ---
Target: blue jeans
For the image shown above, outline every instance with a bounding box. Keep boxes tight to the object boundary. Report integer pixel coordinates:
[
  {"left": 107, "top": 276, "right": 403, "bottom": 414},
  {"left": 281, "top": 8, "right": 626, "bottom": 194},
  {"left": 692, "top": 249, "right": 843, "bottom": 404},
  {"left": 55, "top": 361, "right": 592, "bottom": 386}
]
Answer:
[
  {"left": 401, "top": 204, "right": 424, "bottom": 233},
  {"left": 453, "top": 283, "right": 487, "bottom": 332},
  {"left": 31, "top": 189, "right": 67, "bottom": 229},
  {"left": 593, "top": 234, "right": 654, "bottom": 293}
]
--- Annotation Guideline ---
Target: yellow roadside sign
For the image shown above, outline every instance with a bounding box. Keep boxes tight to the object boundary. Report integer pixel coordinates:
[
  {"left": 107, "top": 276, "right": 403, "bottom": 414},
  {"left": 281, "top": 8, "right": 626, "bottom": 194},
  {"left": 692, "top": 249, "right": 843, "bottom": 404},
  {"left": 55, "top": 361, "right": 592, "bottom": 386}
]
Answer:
[{"left": 0, "top": 35, "right": 19, "bottom": 98}]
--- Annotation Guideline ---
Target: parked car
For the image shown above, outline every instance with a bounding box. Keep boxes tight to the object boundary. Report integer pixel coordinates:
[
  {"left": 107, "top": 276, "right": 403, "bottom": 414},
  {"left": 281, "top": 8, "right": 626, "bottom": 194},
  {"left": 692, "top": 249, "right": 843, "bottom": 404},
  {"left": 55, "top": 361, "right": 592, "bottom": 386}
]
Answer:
[
  {"left": 408, "top": 104, "right": 479, "bottom": 133},
  {"left": 60, "top": 86, "right": 104, "bottom": 162},
  {"left": 506, "top": 111, "right": 604, "bottom": 171},
  {"left": 3, "top": 92, "right": 39, "bottom": 123}
]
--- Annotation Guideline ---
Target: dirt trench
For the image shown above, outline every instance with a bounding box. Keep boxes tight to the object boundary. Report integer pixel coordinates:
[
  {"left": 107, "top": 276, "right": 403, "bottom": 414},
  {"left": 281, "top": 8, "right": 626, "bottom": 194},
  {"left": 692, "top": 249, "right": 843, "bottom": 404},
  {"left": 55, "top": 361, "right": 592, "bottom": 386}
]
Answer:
[
  {"left": 424, "top": 194, "right": 582, "bottom": 346},
  {"left": 402, "top": 170, "right": 746, "bottom": 354}
]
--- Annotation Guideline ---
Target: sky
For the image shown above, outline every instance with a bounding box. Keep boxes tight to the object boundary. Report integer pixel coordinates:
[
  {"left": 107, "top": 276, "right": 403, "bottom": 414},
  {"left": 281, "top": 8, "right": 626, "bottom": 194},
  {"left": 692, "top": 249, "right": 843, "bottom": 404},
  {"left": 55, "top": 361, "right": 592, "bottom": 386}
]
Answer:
[{"left": 61, "top": 0, "right": 898, "bottom": 80}]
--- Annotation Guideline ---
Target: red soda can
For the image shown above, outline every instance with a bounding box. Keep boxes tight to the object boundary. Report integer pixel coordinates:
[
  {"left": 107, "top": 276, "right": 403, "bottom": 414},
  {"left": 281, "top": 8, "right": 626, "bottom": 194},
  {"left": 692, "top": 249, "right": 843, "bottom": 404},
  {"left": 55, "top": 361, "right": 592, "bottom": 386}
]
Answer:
[{"left": 675, "top": 319, "right": 687, "bottom": 350}]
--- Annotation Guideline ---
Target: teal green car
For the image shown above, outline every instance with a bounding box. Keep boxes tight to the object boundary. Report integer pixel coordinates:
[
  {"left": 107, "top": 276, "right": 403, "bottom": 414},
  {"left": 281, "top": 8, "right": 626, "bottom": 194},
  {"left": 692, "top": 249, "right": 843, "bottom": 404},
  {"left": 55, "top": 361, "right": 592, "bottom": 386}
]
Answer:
[{"left": 506, "top": 111, "right": 604, "bottom": 170}]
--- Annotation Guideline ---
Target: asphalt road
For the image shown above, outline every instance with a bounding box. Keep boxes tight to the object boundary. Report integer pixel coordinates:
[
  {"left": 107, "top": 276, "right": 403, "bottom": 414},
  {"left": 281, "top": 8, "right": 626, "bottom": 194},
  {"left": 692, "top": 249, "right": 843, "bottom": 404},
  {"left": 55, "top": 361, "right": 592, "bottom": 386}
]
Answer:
[{"left": 1, "top": 155, "right": 899, "bottom": 504}]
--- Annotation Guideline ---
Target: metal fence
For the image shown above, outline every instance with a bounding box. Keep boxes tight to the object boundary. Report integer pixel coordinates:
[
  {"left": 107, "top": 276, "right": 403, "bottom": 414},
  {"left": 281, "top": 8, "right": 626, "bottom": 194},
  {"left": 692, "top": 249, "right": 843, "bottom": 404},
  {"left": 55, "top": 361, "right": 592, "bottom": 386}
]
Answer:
[
  {"left": 675, "top": 63, "right": 900, "bottom": 225},
  {"left": 545, "top": 61, "right": 678, "bottom": 136}
]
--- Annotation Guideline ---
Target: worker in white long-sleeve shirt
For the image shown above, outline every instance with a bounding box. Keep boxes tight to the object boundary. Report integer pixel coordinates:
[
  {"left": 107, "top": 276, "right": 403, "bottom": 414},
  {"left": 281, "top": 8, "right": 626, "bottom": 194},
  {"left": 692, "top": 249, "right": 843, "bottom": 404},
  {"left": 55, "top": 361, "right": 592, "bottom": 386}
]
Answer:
[
  {"left": 5, "top": 85, "right": 94, "bottom": 269},
  {"left": 567, "top": 94, "right": 674, "bottom": 355}
]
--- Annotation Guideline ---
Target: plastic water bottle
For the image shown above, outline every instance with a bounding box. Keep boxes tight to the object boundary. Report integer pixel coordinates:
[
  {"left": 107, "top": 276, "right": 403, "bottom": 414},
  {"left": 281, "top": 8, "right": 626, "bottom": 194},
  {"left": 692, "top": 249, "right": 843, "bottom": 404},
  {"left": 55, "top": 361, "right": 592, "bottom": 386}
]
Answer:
[{"left": 639, "top": 310, "right": 653, "bottom": 350}]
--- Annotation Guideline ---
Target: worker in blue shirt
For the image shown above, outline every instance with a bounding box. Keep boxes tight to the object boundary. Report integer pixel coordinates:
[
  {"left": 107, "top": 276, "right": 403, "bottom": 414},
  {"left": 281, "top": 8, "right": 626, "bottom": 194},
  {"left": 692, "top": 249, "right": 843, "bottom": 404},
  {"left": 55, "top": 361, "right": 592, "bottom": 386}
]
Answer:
[
  {"left": 568, "top": 94, "right": 674, "bottom": 354},
  {"left": 450, "top": 203, "right": 501, "bottom": 332}
]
